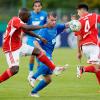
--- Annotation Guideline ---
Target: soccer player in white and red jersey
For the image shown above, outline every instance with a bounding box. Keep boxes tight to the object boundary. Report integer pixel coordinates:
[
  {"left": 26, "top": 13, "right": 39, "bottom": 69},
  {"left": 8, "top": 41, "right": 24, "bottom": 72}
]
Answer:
[
  {"left": 0, "top": 8, "right": 66, "bottom": 83},
  {"left": 75, "top": 3, "right": 100, "bottom": 86}
]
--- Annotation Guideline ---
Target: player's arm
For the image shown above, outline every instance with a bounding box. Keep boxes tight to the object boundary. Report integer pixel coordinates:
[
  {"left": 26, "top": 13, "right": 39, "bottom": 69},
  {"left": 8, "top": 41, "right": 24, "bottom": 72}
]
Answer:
[
  {"left": 21, "top": 24, "right": 47, "bottom": 31},
  {"left": 25, "top": 31, "right": 47, "bottom": 44},
  {"left": 21, "top": 23, "right": 51, "bottom": 31},
  {"left": 77, "top": 35, "right": 82, "bottom": 60},
  {"left": 97, "top": 14, "right": 100, "bottom": 23}
]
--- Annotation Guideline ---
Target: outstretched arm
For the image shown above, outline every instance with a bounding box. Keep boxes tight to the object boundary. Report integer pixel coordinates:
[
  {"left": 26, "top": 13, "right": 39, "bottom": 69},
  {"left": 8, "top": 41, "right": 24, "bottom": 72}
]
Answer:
[
  {"left": 25, "top": 31, "right": 47, "bottom": 44},
  {"left": 77, "top": 35, "right": 82, "bottom": 61},
  {"left": 21, "top": 24, "right": 48, "bottom": 31}
]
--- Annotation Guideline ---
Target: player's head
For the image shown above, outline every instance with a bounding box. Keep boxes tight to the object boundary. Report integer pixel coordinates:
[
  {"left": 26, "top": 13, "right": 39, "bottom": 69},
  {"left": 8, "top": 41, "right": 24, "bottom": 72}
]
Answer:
[
  {"left": 18, "top": 8, "right": 30, "bottom": 22},
  {"left": 32, "top": 0, "right": 42, "bottom": 13},
  {"left": 47, "top": 11, "right": 57, "bottom": 27},
  {"left": 77, "top": 3, "right": 89, "bottom": 17}
]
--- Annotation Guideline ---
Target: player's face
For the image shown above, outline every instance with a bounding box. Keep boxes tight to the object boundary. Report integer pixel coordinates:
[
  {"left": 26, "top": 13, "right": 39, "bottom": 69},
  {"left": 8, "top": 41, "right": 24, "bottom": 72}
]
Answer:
[
  {"left": 48, "top": 16, "right": 57, "bottom": 27},
  {"left": 33, "top": 2, "right": 42, "bottom": 13},
  {"left": 77, "top": 9, "right": 83, "bottom": 17},
  {"left": 21, "top": 12, "right": 30, "bottom": 23}
]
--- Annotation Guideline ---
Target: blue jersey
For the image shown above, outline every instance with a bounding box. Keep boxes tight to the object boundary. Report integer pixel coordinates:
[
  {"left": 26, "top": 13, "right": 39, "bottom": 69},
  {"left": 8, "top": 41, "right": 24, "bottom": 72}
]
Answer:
[
  {"left": 36, "top": 24, "right": 66, "bottom": 75},
  {"left": 27, "top": 10, "right": 47, "bottom": 46},
  {"left": 37, "top": 24, "right": 66, "bottom": 56}
]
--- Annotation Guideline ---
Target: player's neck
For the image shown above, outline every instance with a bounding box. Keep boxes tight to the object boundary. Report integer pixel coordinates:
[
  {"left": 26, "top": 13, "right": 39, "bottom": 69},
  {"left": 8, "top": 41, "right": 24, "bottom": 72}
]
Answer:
[
  {"left": 81, "top": 12, "right": 88, "bottom": 17},
  {"left": 34, "top": 11, "right": 40, "bottom": 14}
]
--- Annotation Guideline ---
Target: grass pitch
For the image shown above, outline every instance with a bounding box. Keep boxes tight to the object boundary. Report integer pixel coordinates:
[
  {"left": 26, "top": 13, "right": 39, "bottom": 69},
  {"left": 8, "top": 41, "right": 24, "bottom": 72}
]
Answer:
[{"left": 0, "top": 48, "right": 100, "bottom": 100}]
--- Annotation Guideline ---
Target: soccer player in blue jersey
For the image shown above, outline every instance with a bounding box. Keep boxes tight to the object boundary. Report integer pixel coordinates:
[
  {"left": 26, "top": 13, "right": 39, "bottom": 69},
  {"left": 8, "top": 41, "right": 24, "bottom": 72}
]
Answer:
[
  {"left": 27, "top": 0, "right": 47, "bottom": 80},
  {"left": 29, "top": 11, "right": 69, "bottom": 97}
]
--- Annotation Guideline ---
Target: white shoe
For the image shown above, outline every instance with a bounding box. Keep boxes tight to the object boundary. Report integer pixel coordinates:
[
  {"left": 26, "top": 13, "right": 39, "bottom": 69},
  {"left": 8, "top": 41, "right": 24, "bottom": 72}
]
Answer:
[
  {"left": 28, "top": 78, "right": 36, "bottom": 87},
  {"left": 27, "top": 71, "right": 34, "bottom": 81},
  {"left": 76, "top": 66, "right": 83, "bottom": 78},
  {"left": 53, "top": 64, "right": 69, "bottom": 75},
  {"left": 30, "top": 93, "right": 40, "bottom": 97}
]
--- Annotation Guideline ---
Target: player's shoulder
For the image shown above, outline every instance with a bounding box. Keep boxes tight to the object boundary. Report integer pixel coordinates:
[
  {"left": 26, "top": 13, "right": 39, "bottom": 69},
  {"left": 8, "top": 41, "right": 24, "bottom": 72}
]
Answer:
[
  {"left": 40, "top": 10, "right": 47, "bottom": 16},
  {"left": 56, "top": 23, "right": 65, "bottom": 28},
  {"left": 12, "top": 16, "right": 20, "bottom": 21}
]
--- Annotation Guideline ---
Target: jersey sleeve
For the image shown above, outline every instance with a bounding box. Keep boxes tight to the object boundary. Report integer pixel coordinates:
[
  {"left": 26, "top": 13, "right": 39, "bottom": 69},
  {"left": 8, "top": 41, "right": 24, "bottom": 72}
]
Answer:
[
  {"left": 57, "top": 24, "right": 66, "bottom": 35},
  {"left": 12, "top": 17, "right": 25, "bottom": 29},
  {"left": 97, "top": 14, "right": 100, "bottom": 23},
  {"left": 36, "top": 29, "right": 46, "bottom": 44}
]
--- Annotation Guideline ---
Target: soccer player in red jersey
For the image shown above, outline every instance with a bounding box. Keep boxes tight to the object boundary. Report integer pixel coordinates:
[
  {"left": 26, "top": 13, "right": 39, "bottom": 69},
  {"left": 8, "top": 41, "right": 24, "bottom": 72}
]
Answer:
[
  {"left": 75, "top": 3, "right": 100, "bottom": 86},
  {"left": 0, "top": 8, "right": 66, "bottom": 83}
]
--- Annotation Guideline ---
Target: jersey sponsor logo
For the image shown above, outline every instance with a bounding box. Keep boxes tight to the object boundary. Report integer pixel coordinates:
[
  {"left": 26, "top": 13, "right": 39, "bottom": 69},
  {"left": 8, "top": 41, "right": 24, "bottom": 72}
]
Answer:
[
  {"left": 40, "top": 16, "right": 44, "bottom": 20},
  {"left": 32, "top": 21, "right": 40, "bottom": 26}
]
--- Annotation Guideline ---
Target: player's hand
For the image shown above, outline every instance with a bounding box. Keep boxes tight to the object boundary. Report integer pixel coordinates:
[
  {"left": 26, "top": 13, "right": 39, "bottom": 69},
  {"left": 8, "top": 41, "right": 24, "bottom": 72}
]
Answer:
[
  {"left": 43, "top": 22, "right": 52, "bottom": 28},
  {"left": 77, "top": 52, "right": 82, "bottom": 60},
  {"left": 40, "top": 37, "right": 48, "bottom": 44}
]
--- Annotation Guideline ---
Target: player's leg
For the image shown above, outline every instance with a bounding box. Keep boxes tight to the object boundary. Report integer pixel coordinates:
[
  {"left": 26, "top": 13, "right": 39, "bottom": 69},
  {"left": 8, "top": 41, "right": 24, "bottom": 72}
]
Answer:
[
  {"left": 33, "top": 47, "right": 67, "bottom": 74},
  {"left": 27, "top": 55, "right": 35, "bottom": 81},
  {"left": 29, "top": 64, "right": 46, "bottom": 87},
  {"left": 27, "top": 39, "right": 35, "bottom": 80},
  {"left": 30, "top": 67, "right": 52, "bottom": 97},
  {"left": 21, "top": 44, "right": 67, "bottom": 75},
  {"left": 77, "top": 45, "right": 100, "bottom": 83},
  {"left": 31, "top": 75, "right": 51, "bottom": 97},
  {"left": 0, "top": 50, "right": 20, "bottom": 83}
]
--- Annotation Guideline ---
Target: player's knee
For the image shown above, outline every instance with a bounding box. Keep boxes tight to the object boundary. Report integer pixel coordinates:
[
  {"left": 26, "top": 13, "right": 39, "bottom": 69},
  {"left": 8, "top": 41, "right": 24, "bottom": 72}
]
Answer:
[
  {"left": 10, "top": 66, "right": 19, "bottom": 75},
  {"left": 45, "top": 78, "right": 52, "bottom": 84},
  {"left": 32, "top": 47, "right": 41, "bottom": 56}
]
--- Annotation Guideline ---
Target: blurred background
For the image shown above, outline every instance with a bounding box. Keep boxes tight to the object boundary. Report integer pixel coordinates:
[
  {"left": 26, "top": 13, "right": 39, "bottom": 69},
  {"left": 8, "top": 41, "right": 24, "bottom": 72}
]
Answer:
[{"left": 0, "top": 0, "right": 100, "bottom": 48}]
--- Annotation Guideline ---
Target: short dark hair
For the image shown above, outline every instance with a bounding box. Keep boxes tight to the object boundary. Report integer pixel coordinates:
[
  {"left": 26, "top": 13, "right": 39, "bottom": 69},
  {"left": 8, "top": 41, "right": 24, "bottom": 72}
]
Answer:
[
  {"left": 48, "top": 11, "right": 57, "bottom": 18},
  {"left": 77, "top": 3, "right": 89, "bottom": 11},
  {"left": 20, "top": 8, "right": 29, "bottom": 12},
  {"left": 32, "top": 0, "right": 42, "bottom": 7}
]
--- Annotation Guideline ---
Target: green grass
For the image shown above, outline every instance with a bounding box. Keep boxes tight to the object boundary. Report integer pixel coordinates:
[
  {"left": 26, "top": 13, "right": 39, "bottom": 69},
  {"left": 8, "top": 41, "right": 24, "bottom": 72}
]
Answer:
[{"left": 0, "top": 48, "right": 100, "bottom": 100}]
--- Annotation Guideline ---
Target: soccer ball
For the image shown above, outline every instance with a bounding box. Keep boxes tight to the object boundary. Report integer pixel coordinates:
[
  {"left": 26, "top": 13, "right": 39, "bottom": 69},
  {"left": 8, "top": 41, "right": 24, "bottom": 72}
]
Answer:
[{"left": 69, "top": 20, "right": 81, "bottom": 32}]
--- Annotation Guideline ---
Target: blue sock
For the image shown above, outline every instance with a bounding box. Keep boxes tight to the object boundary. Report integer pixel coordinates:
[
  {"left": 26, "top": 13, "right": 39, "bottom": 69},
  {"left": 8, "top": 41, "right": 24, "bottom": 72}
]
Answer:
[
  {"left": 29, "top": 64, "right": 34, "bottom": 71},
  {"left": 31, "top": 80, "right": 48, "bottom": 93}
]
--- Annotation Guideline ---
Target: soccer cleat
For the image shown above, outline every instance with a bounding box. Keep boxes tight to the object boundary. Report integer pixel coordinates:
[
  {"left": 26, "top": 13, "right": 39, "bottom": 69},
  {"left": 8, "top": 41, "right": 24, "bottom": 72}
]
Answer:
[
  {"left": 30, "top": 93, "right": 40, "bottom": 97},
  {"left": 77, "top": 66, "right": 84, "bottom": 78},
  {"left": 28, "top": 78, "right": 36, "bottom": 88},
  {"left": 53, "top": 64, "right": 69, "bottom": 75},
  {"left": 27, "top": 71, "right": 34, "bottom": 82}
]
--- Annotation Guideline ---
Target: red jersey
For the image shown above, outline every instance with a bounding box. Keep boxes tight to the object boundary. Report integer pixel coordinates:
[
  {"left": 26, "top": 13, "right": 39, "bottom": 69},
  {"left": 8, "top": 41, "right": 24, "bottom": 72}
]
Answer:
[
  {"left": 75, "top": 13, "right": 100, "bottom": 47},
  {"left": 3, "top": 17, "right": 25, "bottom": 53}
]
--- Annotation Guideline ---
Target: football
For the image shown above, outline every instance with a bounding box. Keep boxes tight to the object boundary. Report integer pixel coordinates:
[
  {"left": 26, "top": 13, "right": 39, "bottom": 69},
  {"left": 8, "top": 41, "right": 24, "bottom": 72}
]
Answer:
[{"left": 69, "top": 20, "right": 81, "bottom": 32}]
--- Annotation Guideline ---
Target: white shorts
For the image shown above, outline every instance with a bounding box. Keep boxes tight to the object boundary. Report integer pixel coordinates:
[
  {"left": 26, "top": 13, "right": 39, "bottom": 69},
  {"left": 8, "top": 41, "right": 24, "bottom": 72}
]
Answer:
[
  {"left": 82, "top": 44, "right": 100, "bottom": 64},
  {"left": 5, "top": 44, "right": 34, "bottom": 68}
]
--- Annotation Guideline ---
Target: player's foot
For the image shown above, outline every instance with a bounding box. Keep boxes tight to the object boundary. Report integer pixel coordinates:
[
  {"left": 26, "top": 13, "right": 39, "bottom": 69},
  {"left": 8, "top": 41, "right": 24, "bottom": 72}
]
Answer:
[
  {"left": 77, "top": 65, "right": 84, "bottom": 78},
  {"left": 28, "top": 78, "right": 36, "bottom": 87},
  {"left": 27, "top": 71, "right": 34, "bottom": 81},
  {"left": 53, "top": 64, "right": 69, "bottom": 75},
  {"left": 30, "top": 92, "right": 40, "bottom": 97}
]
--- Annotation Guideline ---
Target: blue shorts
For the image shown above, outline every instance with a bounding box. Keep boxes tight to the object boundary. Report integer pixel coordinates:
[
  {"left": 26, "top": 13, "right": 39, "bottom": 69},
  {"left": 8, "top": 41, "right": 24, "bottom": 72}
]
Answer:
[
  {"left": 37, "top": 65, "right": 52, "bottom": 76},
  {"left": 37, "top": 54, "right": 52, "bottom": 76}
]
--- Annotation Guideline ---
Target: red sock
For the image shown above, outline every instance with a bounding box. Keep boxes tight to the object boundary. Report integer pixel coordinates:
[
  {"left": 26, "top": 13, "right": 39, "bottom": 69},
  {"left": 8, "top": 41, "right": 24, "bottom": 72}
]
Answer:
[
  {"left": 95, "top": 70, "right": 100, "bottom": 85},
  {"left": 37, "top": 51, "right": 55, "bottom": 70},
  {"left": 84, "top": 65, "right": 96, "bottom": 73},
  {"left": 0, "top": 68, "right": 13, "bottom": 83}
]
